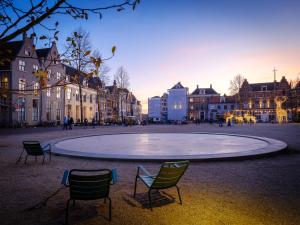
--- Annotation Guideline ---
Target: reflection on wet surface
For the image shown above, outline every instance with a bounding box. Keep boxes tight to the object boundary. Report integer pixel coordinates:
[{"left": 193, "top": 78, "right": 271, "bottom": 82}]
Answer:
[{"left": 55, "top": 133, "right": 269, "bottom": 156}]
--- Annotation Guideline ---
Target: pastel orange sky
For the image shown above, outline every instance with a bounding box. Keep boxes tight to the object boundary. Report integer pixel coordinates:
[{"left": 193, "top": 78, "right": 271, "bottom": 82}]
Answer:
[{"left": 55, "top": 0, "right": 300, "bottom": 113}]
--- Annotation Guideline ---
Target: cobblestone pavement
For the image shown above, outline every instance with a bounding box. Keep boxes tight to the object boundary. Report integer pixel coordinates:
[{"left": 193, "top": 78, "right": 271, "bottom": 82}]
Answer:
[{"left": 0, "top": 124, "right": 299, "bottom": 225}]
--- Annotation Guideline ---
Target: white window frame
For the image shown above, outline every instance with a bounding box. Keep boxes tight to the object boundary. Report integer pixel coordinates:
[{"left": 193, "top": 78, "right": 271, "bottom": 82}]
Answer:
[
  {"left": 18, "top": 60, "right": 25, "bottom": 71},
  {"left": 19, "top": 79, "right": 26, "bottom": 92},
  {"left": 56, "top": 87, "right": 61, "bottom": 99},
  {"left": 33, "top": 64, "right": 39, "bottom": 72},
  {"left": 47, "top": 69, "right": 52, "bottom": 79},
  {"left": 56, "top": 72, "right": 61, "bottom": 80},
  {"left": 66, "top": 88, "right": 72, "bottom": 100},
  {"left": 46, "top": 85, "right": 51, "bottom": 97}
]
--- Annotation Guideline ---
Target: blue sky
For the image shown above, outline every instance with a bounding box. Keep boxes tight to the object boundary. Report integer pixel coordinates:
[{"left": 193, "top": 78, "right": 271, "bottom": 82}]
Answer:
[{"left": 29, "top": 0, "right": 300, "bottom": 111}]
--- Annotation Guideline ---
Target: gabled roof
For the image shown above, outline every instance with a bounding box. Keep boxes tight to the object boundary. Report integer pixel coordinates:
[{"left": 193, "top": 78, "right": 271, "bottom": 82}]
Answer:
[
  {"left": 248, "top": 82, "right": 279, "bottom": 91},
  {"left": 171, "top": 82, "right": 184, "bottom": 89},
  {"left": 0, "top": 40, "right": 23, "bottom": 70},
  {"left": 191, "top": 87, "right": 218, "bottom": 95},
  {"left": 36, "top": 48, "right": 51, "bottom": 59}
]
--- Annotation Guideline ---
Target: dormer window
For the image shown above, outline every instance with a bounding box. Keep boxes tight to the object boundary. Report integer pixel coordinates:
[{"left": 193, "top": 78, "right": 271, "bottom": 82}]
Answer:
[
  {"left": 25, "top": 49, "right": 30, "bottom": 56},
  {"left": 261, "top": 85, "right": 267, "bottom": 91},
  {"left": 65, "top": 75, "right": 70, "bottom": 82},
  {"left": 83, "top": 79, "right": 87, "bottom": 86}
]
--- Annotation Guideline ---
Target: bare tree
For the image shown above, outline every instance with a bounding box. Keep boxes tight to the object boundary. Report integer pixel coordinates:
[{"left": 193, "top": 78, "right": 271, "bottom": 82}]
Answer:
[
  {"left": 290, "top": 76, "right": 300, "bottom": 89},
  {"left": 64, "top": 28, "right": 92, "bottom": 123},
  {"left": 114, "top": 66, "right": 130, "bottom": 123},
  {"left": 0, "top": 0, "right": 140, "bottom": 46},
  {"left": 114, "top": 66, "right": 130, "bottom": 89},
  {"left": 229, "top": 74, "right": 245, "bottom": 95},
  {"left": 229, "top": 74, "right": 245, "bottom": 110},
  {"left": 92, "top": 50, "right": 111, "bottom": 85},
  {"left": 90, "top": 50, "right": 111, "bottom": 124}
]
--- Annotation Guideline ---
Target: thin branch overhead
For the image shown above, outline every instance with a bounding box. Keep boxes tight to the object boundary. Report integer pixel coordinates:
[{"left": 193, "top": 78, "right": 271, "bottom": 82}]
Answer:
[{"left": 0, "top": 0, "right": 140, "bottom": 45}]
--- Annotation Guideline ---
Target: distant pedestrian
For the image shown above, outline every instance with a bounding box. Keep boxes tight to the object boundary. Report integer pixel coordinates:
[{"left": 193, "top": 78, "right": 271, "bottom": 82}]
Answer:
[
  {"left": 227, "top": 119, "right": 231, "bottom": 127},
  {"left": 219, "top": 118, "right": 223, "bottom": 127},
  {"left": 63, "top": 116, "right": 68, "bottom": 130},
  {"left": 92, "top": 118, "right": 96, "bottom": 128},
  {"left": 69, "top": 117, "right": 74, "bottom": 130},
  {"left": 84, "top": 118, "right": 88, "bottom": 128}
]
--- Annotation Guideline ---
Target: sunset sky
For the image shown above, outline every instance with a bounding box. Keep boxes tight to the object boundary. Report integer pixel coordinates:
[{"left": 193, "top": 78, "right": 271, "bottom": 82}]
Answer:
[{"left": 53, "top": 0, "right": 300, "bottom": 112}]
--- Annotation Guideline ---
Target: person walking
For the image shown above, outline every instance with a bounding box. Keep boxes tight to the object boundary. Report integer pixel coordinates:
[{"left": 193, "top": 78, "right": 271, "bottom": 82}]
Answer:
[
  {"left": 84, "top": 118, "right": 88, "bottom": 128},
  {"left": 92, "top": 117, "right": 96, "bottom": 128},
  {"left": 69, "top": 117, "right": 74, "bottom": 130},
  {"left": 63, "top": 115, "right": 68, "bottom": 130}
]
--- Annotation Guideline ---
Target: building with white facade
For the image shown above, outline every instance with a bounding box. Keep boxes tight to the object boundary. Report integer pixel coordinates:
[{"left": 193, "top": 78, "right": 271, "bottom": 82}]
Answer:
[
  {"left": 167, "top": 82, "right": 188, "bottom": 121},
  {"left": 148, "top": 96, "right": 161, "bottom": 122}
]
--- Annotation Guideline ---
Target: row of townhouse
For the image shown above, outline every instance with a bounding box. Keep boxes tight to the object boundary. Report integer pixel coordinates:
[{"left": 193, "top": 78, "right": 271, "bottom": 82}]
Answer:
[
  {"left": 0, "top": 35, "right": 142, "bottom": 127},
  {"left": 148, "top": 78, "right": 300, "bottom": 123}
]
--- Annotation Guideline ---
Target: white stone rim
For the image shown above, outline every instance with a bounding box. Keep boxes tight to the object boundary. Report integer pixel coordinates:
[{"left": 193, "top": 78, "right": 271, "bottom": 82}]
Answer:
[{"left": 49, "top": 132, "right": 287, "bottom": 160}]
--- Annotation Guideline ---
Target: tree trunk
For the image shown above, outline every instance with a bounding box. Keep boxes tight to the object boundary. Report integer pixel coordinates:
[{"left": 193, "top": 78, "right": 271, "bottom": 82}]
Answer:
[
  {"left": 97, "top": 89, "right": 101, "bottom": 125},
  {"left": 79, "top": 84, "right": 83, "bottom": 123}
]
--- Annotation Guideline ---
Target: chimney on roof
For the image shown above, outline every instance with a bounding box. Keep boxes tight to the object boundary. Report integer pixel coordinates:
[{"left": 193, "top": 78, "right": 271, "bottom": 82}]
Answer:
[
  {"left": 197, "top": 84, "right": 199, "bottom": 89},
  {"left": 22, "top": 32, "right": 27, "bottom": 40},
  {"left": 210, "top": 84, "right": 212, "bottom": 89}
]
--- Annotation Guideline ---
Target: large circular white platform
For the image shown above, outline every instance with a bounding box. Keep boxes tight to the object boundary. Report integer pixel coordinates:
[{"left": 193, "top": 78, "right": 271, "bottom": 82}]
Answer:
[{"left": 51, "top": 133, "right": 287, "bottom": 160}]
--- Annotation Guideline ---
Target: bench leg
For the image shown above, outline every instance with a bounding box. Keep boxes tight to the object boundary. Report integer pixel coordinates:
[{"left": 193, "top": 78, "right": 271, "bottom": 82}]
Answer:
[
  {"left": 65, "top": 199, "right": 71, "bottom": 225},
  {"left": 148, "top": 189, "right": 153, "bottom": 210},
  {"left": 176, "top": 185, "right": 182, "bottom": 205}
]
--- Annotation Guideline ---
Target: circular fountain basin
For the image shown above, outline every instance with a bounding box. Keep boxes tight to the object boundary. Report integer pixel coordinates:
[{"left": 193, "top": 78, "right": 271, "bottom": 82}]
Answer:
[{"left": 51, "top": 133, "right": 287, "bottom": 160}]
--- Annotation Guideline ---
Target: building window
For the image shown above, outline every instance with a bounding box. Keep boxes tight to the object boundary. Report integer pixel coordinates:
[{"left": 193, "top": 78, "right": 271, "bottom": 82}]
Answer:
[
  {"left": 46, "top": 100, "right": 51, "bottom": 121},
  {"left": 24, "top": 49, "right": 30, "bottom": 56},
  {"left": 17, "top": 97, "right": 26, "bottom": 122},
  {"left": 190, "top": 105, "right": 194, "bottom": 110},
  {"left": 224, "top": 105, "right": 227, "bottom": 110},
  {"left": 266, "top": 99, "right": 270, "bottom": 108},
  {"left": 261, "top": 85, "right": 267, "bottom": 91},
  {"left": 83, "top": 93, "right": 86, "bottom": 102},
  {"left": 65, "top": 75, "right": 70, "bottom": 82},
  {"left": 231, "top": 104, "right": 234, "bottom": 110},
  {"left": 32, "top": 99, "right": 39, "bottom": 121},
  {"left": 0, "top": 76, "right": 8, "bottom": 89},
  {"left": 189, "top": 98, "right": 193, "bottom": 103},
  {"left": 47, "top": 69, "right": 51, "bottom": 79},
  {"left": 33, "top": 82, "right": 39, "bottom": 96},
  {"left": 249, "top": 100, "right": 252, "bottom": 109},
  {"left": 75, "top": 90, "right": 79, "bottom": 101},
  {"left": 66, "top": 88, "right": 72, "bottom": 100},
  {"left": 259, "top": 99, "right": 263, "bottom": 108},
  {"left": 56, "top": 87, "right": 61, "bottom": 99},
  {"left": 83, "top": 79, "right": 87, "bottom": 86},
  {"left": 56, "top": 72, "right": 61, "bottom": 80},
  {"left": 90, "top": 94, "right": 93, "bottom": 103},
  {"left": 56, "top": 109, "right": 61, "bottom": 121},
  {"left": 33, "top": 64, "right": 39, "bottom": 72},
  {"left": 46, "top": 85, "right": 51, "bottom": 97},
  {"left": 19, "top": 60, "right": 25, "bottom": 71},
  {"left": 19, "top": 79, "right": 26, "bottom": 93}
]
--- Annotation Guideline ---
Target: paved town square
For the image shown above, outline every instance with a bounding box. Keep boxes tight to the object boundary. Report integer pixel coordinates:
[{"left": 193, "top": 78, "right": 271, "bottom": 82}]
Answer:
[{"left": 0, "top": 124, "right": 299, "bottom": 225}]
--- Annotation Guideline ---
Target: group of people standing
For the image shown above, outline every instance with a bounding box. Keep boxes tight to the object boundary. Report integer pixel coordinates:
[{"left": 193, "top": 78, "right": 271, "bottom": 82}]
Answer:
[{"left": 63, "top": 116, "right": 74, "bottom": 130}]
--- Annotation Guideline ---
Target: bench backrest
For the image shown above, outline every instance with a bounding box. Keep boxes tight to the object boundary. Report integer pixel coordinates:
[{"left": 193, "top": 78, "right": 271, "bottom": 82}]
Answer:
[
  {"left": 151, "top": 161, "right": 189, "bottom": 189},
  {"left": 69, "top": 169, "right": 112, "bottom": 200},
  {"left": 23, "top": 141, "right": 44, "bottom": 156}
]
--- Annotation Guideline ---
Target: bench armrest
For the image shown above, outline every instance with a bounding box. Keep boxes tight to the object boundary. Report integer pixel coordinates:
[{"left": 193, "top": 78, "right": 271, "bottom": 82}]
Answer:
[
  {"left": 42, "top": 143, "right": 51, "bottom": 152},
  {"left": 137, "top": 165, "right": 155, "bottom": 177}
]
